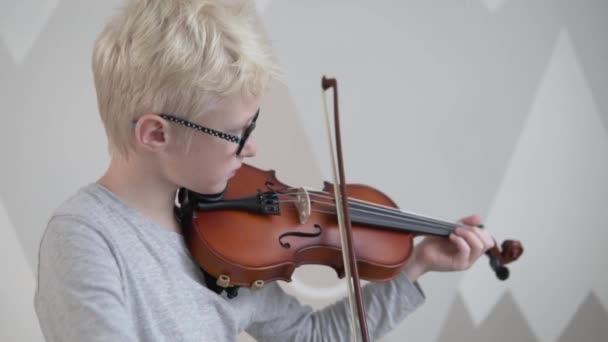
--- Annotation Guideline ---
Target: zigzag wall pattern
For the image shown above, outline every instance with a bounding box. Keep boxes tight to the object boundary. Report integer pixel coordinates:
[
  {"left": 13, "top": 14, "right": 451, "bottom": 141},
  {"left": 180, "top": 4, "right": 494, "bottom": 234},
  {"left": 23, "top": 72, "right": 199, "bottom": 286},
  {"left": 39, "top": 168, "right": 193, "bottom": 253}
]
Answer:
[
  {"left": 1, "top": 1, "right": 606, "bottom": 341},
  {"left": 438, "top": 291, "right": 608, "bottom": 342},
  {"left": 459, "top": 29, "right": 608, "bottom": 342}
]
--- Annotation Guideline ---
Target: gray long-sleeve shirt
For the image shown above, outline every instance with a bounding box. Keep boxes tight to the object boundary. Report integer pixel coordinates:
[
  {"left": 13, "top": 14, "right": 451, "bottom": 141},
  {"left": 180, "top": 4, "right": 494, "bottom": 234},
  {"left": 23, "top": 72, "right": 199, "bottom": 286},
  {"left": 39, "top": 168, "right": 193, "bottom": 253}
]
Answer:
[{"left": 34, "top": 183, "right": 425, "bottom": 341}]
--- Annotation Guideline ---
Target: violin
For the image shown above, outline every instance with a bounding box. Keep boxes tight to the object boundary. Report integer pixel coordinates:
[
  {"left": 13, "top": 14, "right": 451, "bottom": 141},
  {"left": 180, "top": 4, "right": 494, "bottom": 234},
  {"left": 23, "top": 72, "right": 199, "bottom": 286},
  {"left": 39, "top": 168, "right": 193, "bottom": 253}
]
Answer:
[
  {"left": 175, "top": 76, "right": 523, "bottom": 341},
  {"left": 178, "top": 163, "right": 523, "bottom": 290}
]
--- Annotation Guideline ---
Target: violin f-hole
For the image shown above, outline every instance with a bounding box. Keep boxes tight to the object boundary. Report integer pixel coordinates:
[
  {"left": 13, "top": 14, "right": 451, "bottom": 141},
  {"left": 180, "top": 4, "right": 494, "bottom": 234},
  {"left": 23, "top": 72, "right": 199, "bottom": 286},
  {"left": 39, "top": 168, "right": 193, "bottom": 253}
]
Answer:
[{"left": 278, "top": 224, "right": 322, "bottom": 249}]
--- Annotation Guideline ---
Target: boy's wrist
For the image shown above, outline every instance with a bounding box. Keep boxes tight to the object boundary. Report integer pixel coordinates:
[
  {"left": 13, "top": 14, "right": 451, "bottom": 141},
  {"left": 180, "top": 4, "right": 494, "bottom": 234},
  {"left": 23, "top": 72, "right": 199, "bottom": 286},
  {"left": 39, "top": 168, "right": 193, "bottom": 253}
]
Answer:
[{"left": 403, "top": 256, "right": 428, "bottom": 282}]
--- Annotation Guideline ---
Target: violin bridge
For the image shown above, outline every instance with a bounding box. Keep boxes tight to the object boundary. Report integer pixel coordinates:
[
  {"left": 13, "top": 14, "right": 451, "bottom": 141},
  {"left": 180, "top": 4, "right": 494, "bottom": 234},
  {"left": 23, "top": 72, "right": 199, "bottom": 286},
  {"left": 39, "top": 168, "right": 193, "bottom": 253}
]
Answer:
[{"left": 294, "top": 187, "right": 312, "bottom": 224}]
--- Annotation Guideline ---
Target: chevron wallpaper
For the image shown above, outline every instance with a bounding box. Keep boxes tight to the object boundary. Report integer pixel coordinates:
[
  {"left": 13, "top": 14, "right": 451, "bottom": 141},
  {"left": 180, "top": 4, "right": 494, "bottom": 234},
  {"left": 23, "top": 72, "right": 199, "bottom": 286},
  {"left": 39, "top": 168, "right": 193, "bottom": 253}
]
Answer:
[{"left": 1, "top": 1, "right": 606, "bottom": 341}]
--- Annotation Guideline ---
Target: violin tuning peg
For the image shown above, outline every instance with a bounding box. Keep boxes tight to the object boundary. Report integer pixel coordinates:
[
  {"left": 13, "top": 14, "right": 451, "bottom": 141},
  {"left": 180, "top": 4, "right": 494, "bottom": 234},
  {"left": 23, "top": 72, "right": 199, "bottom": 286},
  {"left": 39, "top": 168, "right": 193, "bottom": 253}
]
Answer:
[
  {"left": 495, "top": 266, "right": 510, "bottom": 281},
  {"left": 487, "top": 253, "right": 510, "bottom": 281},
  {"left": 251, "top": 280, "right": 265, "bottom": 290},
  {"left": 216, "top": 274, "right": 231, "bottom": 288}
]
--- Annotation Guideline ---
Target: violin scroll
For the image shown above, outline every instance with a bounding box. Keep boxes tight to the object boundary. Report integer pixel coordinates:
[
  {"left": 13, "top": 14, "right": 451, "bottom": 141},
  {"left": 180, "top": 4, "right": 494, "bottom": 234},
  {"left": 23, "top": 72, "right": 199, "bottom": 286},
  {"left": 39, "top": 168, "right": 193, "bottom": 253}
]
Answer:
[
  {"left": 500, "top": 239, "right": 524, "bottom": 263},
  {"left": 486, "top": 239, "right": 524, "bottom": 280}
]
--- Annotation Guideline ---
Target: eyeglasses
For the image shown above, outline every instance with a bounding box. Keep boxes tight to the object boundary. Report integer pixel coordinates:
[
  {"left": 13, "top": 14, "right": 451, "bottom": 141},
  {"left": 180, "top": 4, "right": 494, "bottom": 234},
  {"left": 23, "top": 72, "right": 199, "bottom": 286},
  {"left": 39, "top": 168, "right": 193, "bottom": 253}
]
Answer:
[{"left": 159, "top": 109, "right": 259, "bottom": 155}]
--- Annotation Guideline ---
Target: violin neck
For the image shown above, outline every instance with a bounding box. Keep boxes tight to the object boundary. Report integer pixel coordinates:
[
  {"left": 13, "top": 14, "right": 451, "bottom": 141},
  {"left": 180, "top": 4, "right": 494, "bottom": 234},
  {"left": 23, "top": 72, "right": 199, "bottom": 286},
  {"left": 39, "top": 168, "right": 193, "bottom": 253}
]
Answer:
[{"left": 346, "top": 201, "right": 458, "bottom": 237}]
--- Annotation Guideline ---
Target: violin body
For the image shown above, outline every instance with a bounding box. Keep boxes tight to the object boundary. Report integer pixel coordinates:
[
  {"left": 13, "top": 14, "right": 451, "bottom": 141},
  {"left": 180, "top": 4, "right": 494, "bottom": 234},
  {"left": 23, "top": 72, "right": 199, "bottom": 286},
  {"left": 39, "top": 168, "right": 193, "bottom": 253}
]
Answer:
[{"left": 184, "top": 163, "right": 414, "bottom": 288}]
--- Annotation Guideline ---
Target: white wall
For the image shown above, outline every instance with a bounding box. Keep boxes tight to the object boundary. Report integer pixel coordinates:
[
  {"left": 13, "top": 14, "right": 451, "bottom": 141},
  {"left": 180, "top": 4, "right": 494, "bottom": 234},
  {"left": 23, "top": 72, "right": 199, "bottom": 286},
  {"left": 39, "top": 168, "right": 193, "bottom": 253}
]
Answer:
[{"left": 2, "top": 1, "right": 607, "bottom": 341}]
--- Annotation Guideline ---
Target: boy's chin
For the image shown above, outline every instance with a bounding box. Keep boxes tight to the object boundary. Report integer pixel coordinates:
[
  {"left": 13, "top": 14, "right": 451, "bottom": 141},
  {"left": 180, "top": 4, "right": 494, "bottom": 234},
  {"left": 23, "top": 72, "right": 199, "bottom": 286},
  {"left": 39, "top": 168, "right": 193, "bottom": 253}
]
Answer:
[
  {"left": 181, "top": 178, "right": 230, "bottom": 197},
  {"left": 199, "top": 181, "right": 228, "bottom": 196}
]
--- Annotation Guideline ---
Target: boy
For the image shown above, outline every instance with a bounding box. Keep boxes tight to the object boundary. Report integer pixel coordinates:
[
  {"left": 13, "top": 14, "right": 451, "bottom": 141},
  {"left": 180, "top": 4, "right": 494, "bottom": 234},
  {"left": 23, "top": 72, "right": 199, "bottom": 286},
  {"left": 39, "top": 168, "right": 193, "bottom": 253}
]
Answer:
[{"left": 34, "top": 0, "right": 494, "bottom": 341}]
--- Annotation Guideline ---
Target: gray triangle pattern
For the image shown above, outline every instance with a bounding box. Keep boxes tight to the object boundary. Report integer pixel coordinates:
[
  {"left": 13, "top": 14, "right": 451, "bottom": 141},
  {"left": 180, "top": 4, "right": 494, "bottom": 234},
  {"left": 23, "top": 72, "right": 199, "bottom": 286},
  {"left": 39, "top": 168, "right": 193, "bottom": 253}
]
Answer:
[
  {"left": 0, "top": 0, "right": 63, "bottom": 64},
  {"left": 438, "top": 291, "right": 608, "bottom": 342},
  {"left": 437, "top": 291, "right": 538, "bottom": 342},
  {"left": 436, "top": 293, "right": 479, "bottom": 342},
  {"left": 0, "top": 38, "right": 13, "bottom": 70},
  {"left": 557, "top": 292, "right": 608, "bottom": 342},
  {"left": 559, "top": 0, "right": 608, "bottom": 134},
  {"left": 0, "top": 38, "right": 16, "bottom": 182},
  {"left": 0, "top": 0, "right": 123, "bottom": 270},
  {"left": 480, "top": 0, "right": 508, "bottom": 13},
  {"left": 0, "top": 1, "right": 607, "bottom": 341},
  {"left": 0, "top": 38, "right": 15, "bottom": 96}
]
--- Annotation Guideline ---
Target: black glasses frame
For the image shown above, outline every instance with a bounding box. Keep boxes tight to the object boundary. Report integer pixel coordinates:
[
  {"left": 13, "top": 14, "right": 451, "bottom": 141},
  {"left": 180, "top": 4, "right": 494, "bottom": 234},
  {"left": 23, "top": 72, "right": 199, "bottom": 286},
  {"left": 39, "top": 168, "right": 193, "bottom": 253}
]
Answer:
[{"left": 159, "top": 109, "right": 259, "bottom": 155}]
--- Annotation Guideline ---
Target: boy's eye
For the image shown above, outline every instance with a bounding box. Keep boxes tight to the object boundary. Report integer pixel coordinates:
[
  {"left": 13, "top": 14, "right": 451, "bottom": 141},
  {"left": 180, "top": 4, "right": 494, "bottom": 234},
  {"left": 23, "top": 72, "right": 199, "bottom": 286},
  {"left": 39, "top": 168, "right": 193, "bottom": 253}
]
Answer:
[{"left": 229, "top": 124, "right": 249, "bottom": 136}]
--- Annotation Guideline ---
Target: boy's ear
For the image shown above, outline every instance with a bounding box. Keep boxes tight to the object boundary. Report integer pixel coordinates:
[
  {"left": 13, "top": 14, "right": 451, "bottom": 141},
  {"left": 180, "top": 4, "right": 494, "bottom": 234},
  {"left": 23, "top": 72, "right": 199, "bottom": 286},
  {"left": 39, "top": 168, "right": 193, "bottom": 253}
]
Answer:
[{"left": 133, "top": 114, "right": 171, "bottom": 151}]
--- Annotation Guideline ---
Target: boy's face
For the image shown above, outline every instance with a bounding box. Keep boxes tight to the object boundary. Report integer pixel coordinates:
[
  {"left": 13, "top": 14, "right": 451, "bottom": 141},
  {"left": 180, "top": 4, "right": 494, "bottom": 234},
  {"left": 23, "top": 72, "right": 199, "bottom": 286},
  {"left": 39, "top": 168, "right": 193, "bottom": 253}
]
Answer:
[{"left": 161, "top": 95, "right": 261, "bottom": 194}]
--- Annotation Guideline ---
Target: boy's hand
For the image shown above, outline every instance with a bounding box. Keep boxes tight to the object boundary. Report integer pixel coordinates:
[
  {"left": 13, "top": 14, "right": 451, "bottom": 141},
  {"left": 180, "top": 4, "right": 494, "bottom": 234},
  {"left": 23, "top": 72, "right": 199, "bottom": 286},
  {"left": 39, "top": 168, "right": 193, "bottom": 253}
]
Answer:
[{"left": 403, "top": 215, "right": 494, "bottom": 281}]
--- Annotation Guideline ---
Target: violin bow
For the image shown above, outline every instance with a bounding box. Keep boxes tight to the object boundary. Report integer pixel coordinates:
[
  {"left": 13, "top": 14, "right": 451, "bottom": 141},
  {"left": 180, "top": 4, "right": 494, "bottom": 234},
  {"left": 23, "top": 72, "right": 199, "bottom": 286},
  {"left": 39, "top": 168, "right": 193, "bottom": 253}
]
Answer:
[{"left": 321, "top": 76, "right": 370, "bottom": 342}]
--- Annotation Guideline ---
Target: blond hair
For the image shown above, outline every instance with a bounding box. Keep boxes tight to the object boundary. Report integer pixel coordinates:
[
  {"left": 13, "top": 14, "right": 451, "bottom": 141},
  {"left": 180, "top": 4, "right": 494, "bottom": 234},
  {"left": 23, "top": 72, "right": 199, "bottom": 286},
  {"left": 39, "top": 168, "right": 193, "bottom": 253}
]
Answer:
[{"left": 92, "top": 0, "right": 281, "bottom": 157}]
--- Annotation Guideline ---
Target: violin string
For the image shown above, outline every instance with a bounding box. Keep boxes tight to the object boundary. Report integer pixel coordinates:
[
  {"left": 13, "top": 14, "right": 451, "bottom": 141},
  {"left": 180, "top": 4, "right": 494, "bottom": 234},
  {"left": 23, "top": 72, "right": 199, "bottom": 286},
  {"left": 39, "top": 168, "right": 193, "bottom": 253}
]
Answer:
[
  {"left": 277, "top": 205, "right": 452, "bottom": 236},
  {"left": 275, "top": 197, "right": 409, "bottom": 222},
  {"left": 276, "top": 188, "right": 446, "bottom": 223},
  {"left": 275, "top": 194, "right": 457, "bottom": 234},
  {"left": 326, "top": 195, "right": 456, "bottom": 228},
  {"left": 276, "top": 194, "right": 453, "bottom": 231},
  {"left": 274, "top": 189, "right": 459, "bottom": 232},
  {"left": 277, "top": 204, "right": 337, "bottom": 216},
  {"left": 276, "top": 190, "right": 399, "bottom": 216},
  {"left": 277, "top": 197, "right": 447, "bottom": 229}
]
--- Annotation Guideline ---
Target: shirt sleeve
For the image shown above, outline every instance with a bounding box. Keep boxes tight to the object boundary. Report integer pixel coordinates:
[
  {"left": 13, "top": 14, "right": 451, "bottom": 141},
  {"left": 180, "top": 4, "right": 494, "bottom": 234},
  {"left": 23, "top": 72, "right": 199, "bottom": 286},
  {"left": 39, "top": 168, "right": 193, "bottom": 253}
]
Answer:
[
  {"left": 245, "top": 269, "right": 425, "bottom": 341},
  {"left": 34, "top": 215, "right": 138, "bottom": 342}
]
